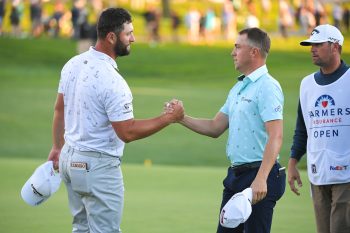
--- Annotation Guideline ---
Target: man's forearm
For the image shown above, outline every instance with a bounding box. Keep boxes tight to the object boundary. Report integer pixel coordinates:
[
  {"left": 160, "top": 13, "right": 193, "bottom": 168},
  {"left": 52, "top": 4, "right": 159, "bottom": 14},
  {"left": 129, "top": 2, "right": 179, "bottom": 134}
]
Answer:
[
  {"left": 52, "top": 94, "right": 65, "bottom": 150},
  {"left": 180, "top": 113, "right": 228, "bottom": 138},
  {"left": 118, "top": 115, "right": 172, "bottom": 143},
  {"left": 48, "top": 94, "right": 65, "bottom": 168},
  {"left": 180, "top": 115, "right": 218, "bottom": 137},
  {"left": 257, "top": 135, "right": 283, "bottom": 180},
  {"left": 257, "top": 120, "right": 283, "bottom": 180},
  {"left": 291, "top": 101, "right": 307, "bottom": 160},
  {"left": 112, "top": 103, "right": 184, "bottom": 143},
  {"left": 52, "top": 111, "right": 65, "bottom": 150}
]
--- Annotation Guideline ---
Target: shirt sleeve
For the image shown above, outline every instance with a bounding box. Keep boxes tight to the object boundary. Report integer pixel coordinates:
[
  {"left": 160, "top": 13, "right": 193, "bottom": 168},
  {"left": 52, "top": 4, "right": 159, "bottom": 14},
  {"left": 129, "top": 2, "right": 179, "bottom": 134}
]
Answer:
[
  {"left": 258, "top": 80, "right": 284, "bottom": 122},
  {"left": 290, "top": 100, "right": 307, "bottom": 161},
  {"left": 220, "top": 97, "right": 229, "bottom": 115},
  {"left": 220, "top": 88, "right": 233, "bottom": 116},
  {"left": 102, "top": 77, "right": 134, "bottom": 122},
  {"left": 58, "top": 60, "right": 71, "bottom": 94}
]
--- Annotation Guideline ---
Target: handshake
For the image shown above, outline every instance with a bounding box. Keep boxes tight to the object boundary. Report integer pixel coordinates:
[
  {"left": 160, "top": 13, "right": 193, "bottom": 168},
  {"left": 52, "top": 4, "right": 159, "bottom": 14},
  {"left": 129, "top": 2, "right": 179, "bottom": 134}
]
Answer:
[{"left": 163, "top": 99, "right": 184, "bottom": 123}]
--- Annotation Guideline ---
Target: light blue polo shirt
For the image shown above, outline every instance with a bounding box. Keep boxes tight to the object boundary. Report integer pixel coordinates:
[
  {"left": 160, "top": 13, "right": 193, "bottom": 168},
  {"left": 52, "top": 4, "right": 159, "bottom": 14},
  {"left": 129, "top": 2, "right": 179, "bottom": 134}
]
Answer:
[{"left": 220, "top": 65, "right": 284, "bottom": 165}]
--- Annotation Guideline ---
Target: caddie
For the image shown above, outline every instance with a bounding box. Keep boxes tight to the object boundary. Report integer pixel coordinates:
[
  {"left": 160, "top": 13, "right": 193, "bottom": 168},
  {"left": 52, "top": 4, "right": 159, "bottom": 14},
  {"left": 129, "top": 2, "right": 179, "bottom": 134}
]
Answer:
[{"left": 288, "top": 24, "right": 350, "bottom": 233}]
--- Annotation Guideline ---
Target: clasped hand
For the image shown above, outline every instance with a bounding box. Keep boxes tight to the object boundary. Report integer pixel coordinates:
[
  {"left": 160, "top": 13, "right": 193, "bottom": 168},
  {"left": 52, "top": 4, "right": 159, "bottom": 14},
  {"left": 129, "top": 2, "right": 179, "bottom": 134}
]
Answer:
[{"left": 163, "top": 99, "right": 184, "bottom": 123}]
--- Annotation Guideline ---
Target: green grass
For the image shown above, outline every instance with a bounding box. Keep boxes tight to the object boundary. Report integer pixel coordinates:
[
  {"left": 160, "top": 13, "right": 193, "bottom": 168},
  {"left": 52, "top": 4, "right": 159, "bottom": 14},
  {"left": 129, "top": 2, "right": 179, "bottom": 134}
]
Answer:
[
  {"left": 0, "top": 37, "right": 349, "bottom": 232},
  {"left": 0, "top": 158, "right": 316, "bottom": 233}
]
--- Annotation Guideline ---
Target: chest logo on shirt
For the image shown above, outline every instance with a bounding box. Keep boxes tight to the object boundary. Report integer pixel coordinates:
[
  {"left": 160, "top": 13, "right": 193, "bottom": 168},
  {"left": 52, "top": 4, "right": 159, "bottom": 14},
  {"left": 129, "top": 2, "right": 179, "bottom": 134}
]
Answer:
[
  {"left": 308, "top": 94, "right": 350, "bottom": 139},
  {"left": 314, "top": 95, "right": 335, "bottom": 108},
  {"left": 241, "top": 97, "right": 252, "bottom": 103}
]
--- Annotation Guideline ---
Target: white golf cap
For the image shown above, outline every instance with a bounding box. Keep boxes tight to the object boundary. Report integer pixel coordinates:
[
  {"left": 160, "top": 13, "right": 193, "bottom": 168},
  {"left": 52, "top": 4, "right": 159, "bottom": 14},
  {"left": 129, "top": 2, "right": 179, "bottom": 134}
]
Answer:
[
  {"left": 21, "top": 161, "right": 61, "bottom": 206},
  {"left": 300, "top": 24, "right": 344, "bottom": 46},
  {"left": 219, "top": 188, "right": 253, "bottom": 228}
]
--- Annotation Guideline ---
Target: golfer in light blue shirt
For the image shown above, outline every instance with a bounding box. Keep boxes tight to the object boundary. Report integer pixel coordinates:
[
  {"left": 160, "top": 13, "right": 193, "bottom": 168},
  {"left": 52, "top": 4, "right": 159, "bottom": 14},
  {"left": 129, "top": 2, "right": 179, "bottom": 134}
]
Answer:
[
  {"left": 177, "top": 27, "right": 286, "bottom": 233},
  {"left": 220, "top": 65, "right": 283, "bottom": 165}
]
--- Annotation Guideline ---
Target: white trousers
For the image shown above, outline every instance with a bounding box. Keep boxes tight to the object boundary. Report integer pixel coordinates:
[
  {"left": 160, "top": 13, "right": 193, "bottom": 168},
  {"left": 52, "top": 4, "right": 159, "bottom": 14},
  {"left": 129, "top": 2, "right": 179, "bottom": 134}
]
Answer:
[{"left": 59, "top": 144, "right": 124, "bottom": 233}]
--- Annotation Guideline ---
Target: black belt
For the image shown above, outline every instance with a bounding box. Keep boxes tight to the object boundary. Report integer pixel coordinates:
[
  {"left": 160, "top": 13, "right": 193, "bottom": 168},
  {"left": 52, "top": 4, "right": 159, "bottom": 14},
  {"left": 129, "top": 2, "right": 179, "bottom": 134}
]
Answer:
[{"left": 230, "top": 161, "right": 262, "bottom": 176}]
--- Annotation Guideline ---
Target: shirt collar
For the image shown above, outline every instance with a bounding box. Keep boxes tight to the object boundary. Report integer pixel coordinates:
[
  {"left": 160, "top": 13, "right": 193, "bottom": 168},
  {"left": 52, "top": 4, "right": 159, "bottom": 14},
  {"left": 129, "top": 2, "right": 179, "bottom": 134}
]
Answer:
[
  {"left": 237, "top": 65, "right": 268, "bottom": 82},
  {"left": 89, "top": 46, "right": 119, "bottom": 71}
]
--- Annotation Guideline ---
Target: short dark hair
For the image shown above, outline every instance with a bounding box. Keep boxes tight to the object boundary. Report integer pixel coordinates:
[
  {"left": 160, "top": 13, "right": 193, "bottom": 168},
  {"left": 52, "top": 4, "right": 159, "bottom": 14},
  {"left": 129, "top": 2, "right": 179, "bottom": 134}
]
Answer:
[
  {"left": 97, "top": 8, "right": 132, "bottom": 39},
  {"left": 239, "top": 27, "right": 270, "bottom": 58}
]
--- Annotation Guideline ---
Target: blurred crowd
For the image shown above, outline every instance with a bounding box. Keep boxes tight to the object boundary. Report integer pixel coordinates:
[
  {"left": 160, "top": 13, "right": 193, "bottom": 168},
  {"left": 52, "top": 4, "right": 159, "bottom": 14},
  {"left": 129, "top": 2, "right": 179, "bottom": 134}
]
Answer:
[
  {"left": 278, "top": 0, "right": 350, "bottom": 38},
  {"left": 180, "top": 0, "right": 350, "bottom": 44},
  {"left": 1, "top": 0, "right": 103, "bottom": 53},
  {"left": 0, "top": 0, "right": 100, "bottom": 52},
  {"left": 143, "top": 0, "right": 350, "bottom": 45},
  {"left": 0, "top": 0, "right": 349, "bottom": 46}
]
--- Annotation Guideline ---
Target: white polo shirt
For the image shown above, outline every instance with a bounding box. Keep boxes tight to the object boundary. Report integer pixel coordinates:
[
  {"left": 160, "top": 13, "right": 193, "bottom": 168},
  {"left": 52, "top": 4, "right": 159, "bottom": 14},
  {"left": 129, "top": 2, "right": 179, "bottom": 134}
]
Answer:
[{"left": 58, "top": 47, "right": 134, "bottom": 157}]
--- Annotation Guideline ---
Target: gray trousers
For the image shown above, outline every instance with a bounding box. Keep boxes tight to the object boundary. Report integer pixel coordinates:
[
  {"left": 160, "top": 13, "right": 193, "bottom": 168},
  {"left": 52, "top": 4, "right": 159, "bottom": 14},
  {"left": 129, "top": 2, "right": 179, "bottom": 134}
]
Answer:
[
  {"left": 59, "top": 144, "right": 124, "bottom": 233},
  {"left": 311, "top": 182, "right": 350, "bottom": 233}
]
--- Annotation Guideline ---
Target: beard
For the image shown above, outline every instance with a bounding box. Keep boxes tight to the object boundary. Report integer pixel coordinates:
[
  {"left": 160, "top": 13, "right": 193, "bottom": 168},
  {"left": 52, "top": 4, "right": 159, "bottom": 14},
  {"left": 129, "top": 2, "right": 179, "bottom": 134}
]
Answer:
[
  {"left": 312, "top": 56, "right": 328, "bottom": 67},
  {"left": 114, "top": 36, "right": 130, "bottom": 57}
]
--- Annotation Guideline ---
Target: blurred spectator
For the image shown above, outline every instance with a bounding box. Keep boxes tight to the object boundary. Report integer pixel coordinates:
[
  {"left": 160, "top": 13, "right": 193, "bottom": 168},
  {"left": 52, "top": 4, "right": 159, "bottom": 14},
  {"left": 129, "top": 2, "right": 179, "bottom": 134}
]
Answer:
[
  {"left": 143, "top": 5, "right": 161, "bottom": 46},
  {"left": 199, "top": 10, "right": 206, "bottom": 41},
  {"left": 305, "top": 0, "right": 315, "bottom": 14},
  {"left": 222, "top": 0, "right": 236, "bottom": 40},
  {"left": 71, "top": 1, "right": 79, "bottom": 38},
  {"left": 42, "top": 0, "right": 68, "bottom": 38},
  {"left": 51, "top": 0, "right": 65, "bottom": 37},
  {"left": 10, "top": 0, "right": 23, "bottom": 37},
  {"left": 279, "top": 0, "right": 293, "bottom": 38},
  {"left": 29, "top": 0, "right": 43, "bottom": 37},
  {"left": 299, "top": 4, "right": 315, "bottom": 35},
  {"left": 333, "top": 2, "right": 343, "bottom": 29},
  {"left": 90, "top": 0, "right": 102, "bottom": 41},
  {"left": 185, "top": 7, "right": 200, "bottom": 44},
  {"left": 261, "top": 0, "right": 271, "bottom": 24},
  {"left": 59, "top": 10, "right": 74, "bottom": 37},
  {"left": 71, "top": 0, "right": 94, "bottom": 53},
  {"left": 294, "top": 1, "right": 302, "bottom": 26},
  {"left": 314, "top": 1, "right": 326, "bottom": 26},
  {"left": 91, "top": 0, "right": 102, "bottom": 15},
  {"left": 71, "top": 0, "right": 88, "bottom": 40},
  {"left": 343, "top": 5, "right": 350, "bottom": 32},
  {"left": 204, "top": 8, "right": 216, "bottom": 43},
  {"left": 170, "top": 10, "right": 181, "bottom": 43},
  {"left": 245, "top": 1, "right": 260, "bottom": 28},
  {"left": 0, "top": 0, "right": 5, "bottom": 36},
  {"left": 262, "top": 0, "right": 272, "bottom": 13},
  {"left": 232, "top": 0, "right": 242, "bottom": 11}
]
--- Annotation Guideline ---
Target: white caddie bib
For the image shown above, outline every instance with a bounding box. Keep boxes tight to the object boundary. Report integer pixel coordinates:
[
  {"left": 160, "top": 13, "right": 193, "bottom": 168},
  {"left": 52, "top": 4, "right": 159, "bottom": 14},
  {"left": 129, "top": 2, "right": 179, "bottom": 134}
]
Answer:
[{"left": 300, "top": 70, "right": 350, "bottom": 185}]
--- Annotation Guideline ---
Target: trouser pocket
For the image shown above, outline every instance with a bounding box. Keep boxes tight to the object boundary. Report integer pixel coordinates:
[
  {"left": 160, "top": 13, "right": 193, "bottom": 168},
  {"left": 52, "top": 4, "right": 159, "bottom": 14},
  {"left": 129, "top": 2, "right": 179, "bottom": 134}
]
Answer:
[
  {"left": 70, "top": 162, "right": 91, "bottom": 194},
  {"left": 274, "top": 164, "right": 286, "bottom": 201}
]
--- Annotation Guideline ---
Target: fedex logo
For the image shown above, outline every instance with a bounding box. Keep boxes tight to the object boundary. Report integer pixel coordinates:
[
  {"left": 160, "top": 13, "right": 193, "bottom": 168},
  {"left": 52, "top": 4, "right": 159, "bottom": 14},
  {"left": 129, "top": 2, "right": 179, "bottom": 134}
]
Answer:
[{"left": 329, "top": 165, "right": 348, "bottom": 171}]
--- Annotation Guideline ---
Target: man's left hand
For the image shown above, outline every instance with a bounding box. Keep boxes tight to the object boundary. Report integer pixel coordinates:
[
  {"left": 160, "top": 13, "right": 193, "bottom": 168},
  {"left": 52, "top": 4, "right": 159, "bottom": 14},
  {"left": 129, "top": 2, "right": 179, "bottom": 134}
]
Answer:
[
  {"left": 48, "top": 148, "right": 61, "bottom": 171},
  {"left": 250, "top": 177, "right": 267, "bottom": 204}
]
